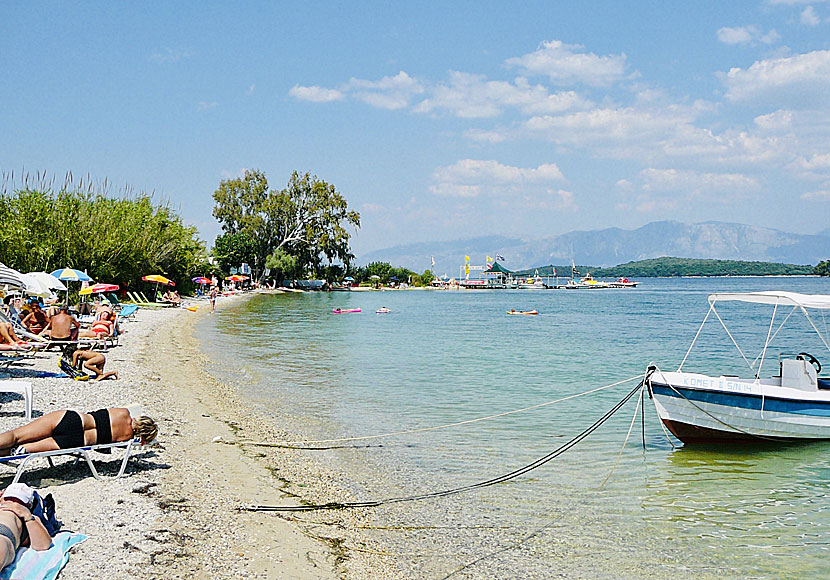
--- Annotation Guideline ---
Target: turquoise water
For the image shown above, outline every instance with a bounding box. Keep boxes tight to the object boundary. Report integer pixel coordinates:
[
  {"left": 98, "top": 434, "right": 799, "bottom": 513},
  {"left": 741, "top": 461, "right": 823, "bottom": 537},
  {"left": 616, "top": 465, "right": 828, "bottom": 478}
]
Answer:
[{"left": 198, "top": 277, "right": 830, "bottom": 578}]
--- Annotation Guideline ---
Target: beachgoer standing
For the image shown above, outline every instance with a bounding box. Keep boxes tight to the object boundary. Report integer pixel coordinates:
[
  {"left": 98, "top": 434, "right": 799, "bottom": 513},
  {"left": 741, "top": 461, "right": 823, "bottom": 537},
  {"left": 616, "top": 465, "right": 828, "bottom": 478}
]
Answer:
[{"left": 209, "top": 286, "right": 219, "bottom": 313}]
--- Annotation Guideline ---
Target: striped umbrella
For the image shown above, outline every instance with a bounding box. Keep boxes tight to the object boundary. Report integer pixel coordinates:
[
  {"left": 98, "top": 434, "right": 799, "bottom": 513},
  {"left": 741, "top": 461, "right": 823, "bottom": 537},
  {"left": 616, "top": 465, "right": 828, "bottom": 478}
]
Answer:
[
  {"left": 79, "top": 283, "right": 119, "bottom": 296},
  {"left": 50, "top": 268, "right": 92, "bottom": 282},
  {"left": 0, "top": 262, "right": 26, "bottom": 291}
]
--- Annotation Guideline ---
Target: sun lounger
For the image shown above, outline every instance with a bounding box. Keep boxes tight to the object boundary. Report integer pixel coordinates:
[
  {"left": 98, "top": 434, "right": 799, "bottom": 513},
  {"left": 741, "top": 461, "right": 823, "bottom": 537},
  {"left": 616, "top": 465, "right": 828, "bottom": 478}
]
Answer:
[
  {"left": 117, "top": 304, "right": 139, "bottom": 319},
  {"left": 0, "top": 380, "right": 33, "bottom": 420},
  {"left": 126, "top": 292, "right": 168, "bottom": 308},
  {"left": 0, "top": 438, "right": 142, "bottom": 483}
]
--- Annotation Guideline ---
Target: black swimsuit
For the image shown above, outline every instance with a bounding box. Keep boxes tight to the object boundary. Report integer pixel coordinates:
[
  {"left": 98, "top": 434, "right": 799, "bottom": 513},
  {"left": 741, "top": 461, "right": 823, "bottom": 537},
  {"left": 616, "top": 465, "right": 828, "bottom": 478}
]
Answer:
[
  {"left": 89, "top": 409, "right": 112, "bottom": 445},
  {"left": 52, "top": 408, "right": 112, "bottom": 449},
  {"left": 52, "top": 410, "right": 85, "bottom": 449}
]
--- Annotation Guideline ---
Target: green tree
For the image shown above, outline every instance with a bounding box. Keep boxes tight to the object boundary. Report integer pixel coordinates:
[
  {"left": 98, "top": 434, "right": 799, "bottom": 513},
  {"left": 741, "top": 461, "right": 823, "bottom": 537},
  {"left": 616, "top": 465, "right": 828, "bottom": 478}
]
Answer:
[
  {"left": 265, "top": 249, "right": 299, "bottom": 282},
  {"left": 212, "top": 232, "right": 257, "bottom": 273},
  {"left": 816, "top": 260, "right": 830, "bottom": 276},
  {"left": 212, "top": 169, "right": 360, "bottom": 280}
]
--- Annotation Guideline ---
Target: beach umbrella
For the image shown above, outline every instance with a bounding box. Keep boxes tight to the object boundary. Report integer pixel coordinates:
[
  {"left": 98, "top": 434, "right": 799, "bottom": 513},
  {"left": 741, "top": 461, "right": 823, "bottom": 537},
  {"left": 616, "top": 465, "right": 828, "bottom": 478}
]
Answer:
[
  {"left": 79, "top": 283, "right": 119, "bottom": 296},
  {"left": 343, "top": 276, "right": 354, "bottom": 282},
  {"left": 192, "top": 277, "right": 211, "bottom": 285},
  {"left": 50, "top": 268, "right": 92, "bottom": 282},
  {"left": 225, "top": 275, "right": 246, "bottom": 282},
  {"left": 0, "top": 262, "right": 26, "bottom": 291},
  {"left": 19, "top": 273, "right": 54, "bottom": 298},
  {"left": 50, "top": 267, "right": 93, "bottom": 305},
  {"left": 25, "top": 272, "right": 67, "bottom": 292},
  {"left": 142, "top": 274, "right": 174, "bottom": 286}
]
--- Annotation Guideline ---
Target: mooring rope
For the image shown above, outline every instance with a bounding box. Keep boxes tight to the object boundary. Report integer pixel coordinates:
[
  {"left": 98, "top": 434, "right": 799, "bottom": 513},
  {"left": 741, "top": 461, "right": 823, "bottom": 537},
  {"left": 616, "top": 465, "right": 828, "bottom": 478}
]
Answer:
[
  {"left": 242, "top": 374, "right": 643, "bottom": 448},
  {"left": 241, "top": 382, "right": 642, "bottom": 512}
]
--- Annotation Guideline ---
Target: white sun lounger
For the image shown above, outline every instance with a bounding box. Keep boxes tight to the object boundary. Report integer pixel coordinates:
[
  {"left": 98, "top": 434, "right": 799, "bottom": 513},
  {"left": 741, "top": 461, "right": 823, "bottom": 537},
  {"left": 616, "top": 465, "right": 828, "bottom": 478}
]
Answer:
[
  {"left": 0, "top": 380, "right": 33, "bottom": 420},
  {"left": 0, "top": 438, "right": 141, "bottom": 483}
]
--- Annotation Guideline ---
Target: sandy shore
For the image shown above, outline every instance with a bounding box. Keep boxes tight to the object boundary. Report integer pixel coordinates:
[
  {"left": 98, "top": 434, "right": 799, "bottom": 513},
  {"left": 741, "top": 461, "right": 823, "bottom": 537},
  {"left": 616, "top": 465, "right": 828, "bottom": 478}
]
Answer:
[{"left": 0, "top": 297, "right": 405, "bottom": 579}]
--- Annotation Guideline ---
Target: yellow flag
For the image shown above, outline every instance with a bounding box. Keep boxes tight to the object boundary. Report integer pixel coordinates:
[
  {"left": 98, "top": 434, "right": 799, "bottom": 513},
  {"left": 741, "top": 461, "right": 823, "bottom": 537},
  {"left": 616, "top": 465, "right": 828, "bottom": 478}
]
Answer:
[
  {"left": 465, "top": 264, "right": 470, "bottom": 275},
  {"left": 486, "top": 255, "right": 492, "bottom": 263},
  {"left": 465, "top": 255, "right": 470, "bottom": 262}
]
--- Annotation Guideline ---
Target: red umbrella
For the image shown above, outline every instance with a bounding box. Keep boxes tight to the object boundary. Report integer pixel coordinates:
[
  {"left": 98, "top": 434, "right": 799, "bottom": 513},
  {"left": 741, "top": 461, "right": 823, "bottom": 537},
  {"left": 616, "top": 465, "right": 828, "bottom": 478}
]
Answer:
[
  {"left": 192, "top": 277, "right": 211, "bottom": 285},
  {"left": 79, "top": 283, "right": 119, "bottom": 296}
]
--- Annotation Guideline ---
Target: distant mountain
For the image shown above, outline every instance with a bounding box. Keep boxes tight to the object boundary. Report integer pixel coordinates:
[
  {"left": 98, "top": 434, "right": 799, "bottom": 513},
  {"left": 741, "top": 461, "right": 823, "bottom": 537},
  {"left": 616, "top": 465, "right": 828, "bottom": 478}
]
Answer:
[{"left": 359, "top": 221, "right": 830, "bottom": 272}]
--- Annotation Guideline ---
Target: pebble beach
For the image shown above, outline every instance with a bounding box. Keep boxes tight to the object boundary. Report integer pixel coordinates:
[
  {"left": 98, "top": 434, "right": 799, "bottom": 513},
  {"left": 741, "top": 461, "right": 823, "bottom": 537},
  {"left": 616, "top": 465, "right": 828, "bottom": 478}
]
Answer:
[{"left": 1, "top": 295, "right": 405, "bottom": 579}]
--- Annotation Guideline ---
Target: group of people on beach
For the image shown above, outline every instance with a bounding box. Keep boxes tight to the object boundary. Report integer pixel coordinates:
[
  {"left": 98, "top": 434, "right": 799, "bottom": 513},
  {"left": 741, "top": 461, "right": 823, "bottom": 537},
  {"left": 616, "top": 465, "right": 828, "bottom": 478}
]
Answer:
[{"left": 0, "top": 287, "right": 161, "bottom": 567}]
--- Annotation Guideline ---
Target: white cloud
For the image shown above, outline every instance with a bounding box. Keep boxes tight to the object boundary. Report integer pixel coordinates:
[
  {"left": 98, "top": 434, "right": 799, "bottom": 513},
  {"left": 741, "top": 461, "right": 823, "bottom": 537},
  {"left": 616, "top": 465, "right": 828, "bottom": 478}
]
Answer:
[
  {"left": 289, "top": 85, "right": 344, "bottom": 103},
  {"left": 801, "top": 189, "right": 830, "bottom": 200},
  {"left": 640, "top": 168, "right": 759, "bottom": 192},
  {"left": 197, "top": 101, "right": 218, "bottom": 111},
  {"left": 430, "top": 160, "right": 565, "bottom": 200},
  {"left": 433, "top": 159, "right": 564, "bottom": 185},
  {"left": 798, "top": 153, "right": 830, "bottom": 169},
  {"left": 506, "top": 40, "right": 628, "bottom": 87},
  {"left": 754, "top": 109, "right": 794, "bottom": 130},
  {"left": 348, "top": 71, "right": 423, "bottom": 110},
  {"left": 150, "top": 49, "right": 190, "bottom": 63},
  {"left": 801, "top": 6, "right": 822, "bottom": 25},
  {"left": 413, "top": 72, "right": 591, "bottom": 118},
  {"left": 716, "top": 26, "right": 780, "bottom": 46},
  {"left": 722, "top": 50, "right": 830, "bottom": 104}
]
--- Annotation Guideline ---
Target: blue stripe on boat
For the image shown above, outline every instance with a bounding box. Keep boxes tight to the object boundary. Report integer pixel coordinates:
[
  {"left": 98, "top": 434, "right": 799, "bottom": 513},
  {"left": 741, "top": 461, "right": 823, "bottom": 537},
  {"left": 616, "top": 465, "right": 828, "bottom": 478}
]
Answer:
[{"left": 650, "top": 383, "right": 830, "bottom": 417}]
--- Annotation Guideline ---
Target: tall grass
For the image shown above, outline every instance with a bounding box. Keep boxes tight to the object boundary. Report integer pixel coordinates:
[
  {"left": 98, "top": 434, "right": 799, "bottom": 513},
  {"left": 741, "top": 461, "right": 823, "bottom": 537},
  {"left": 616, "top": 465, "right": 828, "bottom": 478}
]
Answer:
[{"left": 0, "top": 171, "right": 209, "bottom": 292}]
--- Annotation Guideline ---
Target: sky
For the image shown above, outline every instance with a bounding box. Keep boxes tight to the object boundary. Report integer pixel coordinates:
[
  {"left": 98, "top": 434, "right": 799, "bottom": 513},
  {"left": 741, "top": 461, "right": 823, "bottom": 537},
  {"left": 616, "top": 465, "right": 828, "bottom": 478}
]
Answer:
[{"left": 2, "top": 1, "right": 830, "bottom": 258}]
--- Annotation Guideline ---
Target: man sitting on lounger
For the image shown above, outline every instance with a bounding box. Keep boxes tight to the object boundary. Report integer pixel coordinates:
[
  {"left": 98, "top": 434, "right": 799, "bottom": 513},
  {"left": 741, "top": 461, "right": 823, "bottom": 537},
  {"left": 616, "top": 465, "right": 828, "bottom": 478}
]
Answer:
[
  {"left": 0, "top": 483, "right": 51, "bottom": 567},
  {"left": 72, "top": 349, "right": 118, "bottom": 381},
  {"left": 40, "top": 305, "right": 80, "bottom": 341}
]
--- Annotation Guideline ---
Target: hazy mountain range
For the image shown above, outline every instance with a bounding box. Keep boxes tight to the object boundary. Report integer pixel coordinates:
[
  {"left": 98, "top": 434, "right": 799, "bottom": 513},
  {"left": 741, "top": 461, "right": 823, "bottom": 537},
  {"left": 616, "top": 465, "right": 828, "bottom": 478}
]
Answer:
[{"left": 359, "top": 221, "right": 830, "bottom": 273}]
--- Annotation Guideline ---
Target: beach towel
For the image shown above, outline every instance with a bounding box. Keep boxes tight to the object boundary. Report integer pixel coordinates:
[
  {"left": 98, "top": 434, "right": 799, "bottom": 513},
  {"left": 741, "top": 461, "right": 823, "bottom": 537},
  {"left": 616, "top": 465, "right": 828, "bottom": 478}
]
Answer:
[{"left": 0, "top": 532, "right": 86, "bottom": 580}]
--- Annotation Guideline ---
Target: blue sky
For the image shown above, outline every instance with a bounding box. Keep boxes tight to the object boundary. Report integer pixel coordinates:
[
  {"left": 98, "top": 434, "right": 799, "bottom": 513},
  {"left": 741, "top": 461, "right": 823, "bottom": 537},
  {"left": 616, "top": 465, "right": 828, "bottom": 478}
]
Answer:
[{"left": 2, "top": 1, "right": 830, "bottom": 258}]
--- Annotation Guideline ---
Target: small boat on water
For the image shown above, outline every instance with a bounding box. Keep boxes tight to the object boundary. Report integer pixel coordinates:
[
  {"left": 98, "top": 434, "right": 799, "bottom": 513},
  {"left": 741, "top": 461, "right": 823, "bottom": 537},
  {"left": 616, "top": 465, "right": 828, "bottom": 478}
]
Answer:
[
  {"left": 376, "top": 307, "right": 391, "bottom": 314},
  {"left": 507, "top": 309, "right": 538, "bottom": 315},
  {"left": 332, "top": 308, "right": 361, "bottom": 314},
  {"left": 646, "top": 291, "right": 830, "bottom": 443},
  {"left": 609, "top": 277, "right": 638, "bottom": 288}
]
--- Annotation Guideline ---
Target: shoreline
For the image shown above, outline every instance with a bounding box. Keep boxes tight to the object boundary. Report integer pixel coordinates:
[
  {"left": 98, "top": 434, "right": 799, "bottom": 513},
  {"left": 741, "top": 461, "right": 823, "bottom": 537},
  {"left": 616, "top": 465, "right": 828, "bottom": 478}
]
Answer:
[{"left": 0, "top": 298, "right": 403, "bottom": 579}]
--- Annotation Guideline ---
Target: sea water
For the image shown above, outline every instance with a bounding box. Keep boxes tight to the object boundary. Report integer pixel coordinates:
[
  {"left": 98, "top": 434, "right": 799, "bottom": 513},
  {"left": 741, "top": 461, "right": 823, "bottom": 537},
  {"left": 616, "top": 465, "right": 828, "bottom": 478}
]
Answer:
[{"left": 197, "top": 277, "right": 830, "bottom": 579}]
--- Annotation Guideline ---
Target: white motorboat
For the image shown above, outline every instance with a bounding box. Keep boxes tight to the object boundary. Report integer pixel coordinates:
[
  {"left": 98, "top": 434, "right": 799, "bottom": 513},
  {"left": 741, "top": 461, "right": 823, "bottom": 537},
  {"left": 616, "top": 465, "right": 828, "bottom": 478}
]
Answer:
[
  {"left": 609, "top": 277, "right": 638, "bottom": 288},
  {"left": 646, "top": 291, "right": 830, "bottom": 443}
]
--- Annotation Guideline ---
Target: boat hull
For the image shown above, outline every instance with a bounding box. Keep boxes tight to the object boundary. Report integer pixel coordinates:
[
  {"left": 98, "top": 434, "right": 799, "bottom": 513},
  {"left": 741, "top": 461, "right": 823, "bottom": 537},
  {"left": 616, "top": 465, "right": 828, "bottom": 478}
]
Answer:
[{"left": 648, "top": 371, "right": 830, "bottom": 443}]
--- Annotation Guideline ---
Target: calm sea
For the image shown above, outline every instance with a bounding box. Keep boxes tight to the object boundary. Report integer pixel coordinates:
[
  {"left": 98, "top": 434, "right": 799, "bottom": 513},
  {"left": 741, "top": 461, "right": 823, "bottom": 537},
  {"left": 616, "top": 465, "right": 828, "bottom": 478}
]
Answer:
[{"left": 197, "top": 277, "right": 830, "bottom": 579}]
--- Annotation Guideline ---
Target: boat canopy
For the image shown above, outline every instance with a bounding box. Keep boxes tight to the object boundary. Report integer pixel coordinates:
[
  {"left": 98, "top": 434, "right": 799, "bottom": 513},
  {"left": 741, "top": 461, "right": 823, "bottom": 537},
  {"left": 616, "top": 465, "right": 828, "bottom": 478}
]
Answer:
[{"left": 708, "top": 291, "right": 830, "bottom": 310}]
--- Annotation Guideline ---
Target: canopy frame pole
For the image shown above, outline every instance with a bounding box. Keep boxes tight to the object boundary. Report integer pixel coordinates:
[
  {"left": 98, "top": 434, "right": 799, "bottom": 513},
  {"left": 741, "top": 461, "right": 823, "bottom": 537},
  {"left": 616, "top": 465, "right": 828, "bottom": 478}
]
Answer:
[
  {"left": 711, "top": 303, "right": 754, "bottom": 373},
  {"left": 801, "top": 307, "right": 830, "bottom": 356},
  {"left": 756, "top": 303, "right": 778, "bottom": 381},
  {"left": 678, "top": 303, "right": 714, "bottom": 372}
]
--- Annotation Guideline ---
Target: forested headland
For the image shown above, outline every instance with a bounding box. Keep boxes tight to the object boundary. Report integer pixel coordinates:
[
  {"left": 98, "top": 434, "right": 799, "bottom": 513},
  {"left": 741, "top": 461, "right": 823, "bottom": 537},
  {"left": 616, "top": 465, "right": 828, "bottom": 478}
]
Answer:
[{"left": 521, "top": 257, "right": 819, "bottom": 278}]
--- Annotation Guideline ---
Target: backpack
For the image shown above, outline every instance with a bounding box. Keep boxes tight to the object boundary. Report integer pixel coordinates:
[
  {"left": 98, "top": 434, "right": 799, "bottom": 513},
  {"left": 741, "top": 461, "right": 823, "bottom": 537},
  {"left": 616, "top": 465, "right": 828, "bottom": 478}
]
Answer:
[{"left": 31, "top": 491, "right": 61, "bottom": 536}]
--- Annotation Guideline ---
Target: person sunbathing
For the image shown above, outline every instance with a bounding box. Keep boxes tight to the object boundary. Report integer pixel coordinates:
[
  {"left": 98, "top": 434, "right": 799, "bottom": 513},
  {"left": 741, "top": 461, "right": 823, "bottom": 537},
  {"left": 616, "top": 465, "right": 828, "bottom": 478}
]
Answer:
[
  {"left": 20, "top": 302, "right": 49, "bottom": 335},
  {"left": 40, "top": 305, "right": 80, "bottom": 341},
  {"left": 0, "top": 322, "right": 24, "bottom": 346},
  {"left": 0, "top": 483, "right": 51, "bottom": 567},
  {"left": 72, "top": 349, "right": 118, "bottom": 381},
  {"left": 0, "top": 408, "right": 157, "bottom": 456},
  {"left": 78, "top": 316, "right": 113, "bottom": 339}
]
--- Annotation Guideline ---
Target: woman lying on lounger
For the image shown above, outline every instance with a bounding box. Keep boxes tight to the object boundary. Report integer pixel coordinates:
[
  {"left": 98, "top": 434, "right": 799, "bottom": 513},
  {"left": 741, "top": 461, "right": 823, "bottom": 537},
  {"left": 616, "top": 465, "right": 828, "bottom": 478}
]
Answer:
[
  {"left": 0, "top": 408, "right": 158, "bottom": 456},
  {"left": 0, "top": 483, "right": 51, "bottom": 567}
]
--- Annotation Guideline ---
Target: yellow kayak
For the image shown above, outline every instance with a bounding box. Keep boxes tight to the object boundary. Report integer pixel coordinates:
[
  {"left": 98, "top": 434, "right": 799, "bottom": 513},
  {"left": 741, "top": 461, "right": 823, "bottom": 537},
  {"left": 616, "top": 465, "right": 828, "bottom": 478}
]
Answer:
[{"left": 507, "top": 310, "right": 538, "bottom": 315}]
